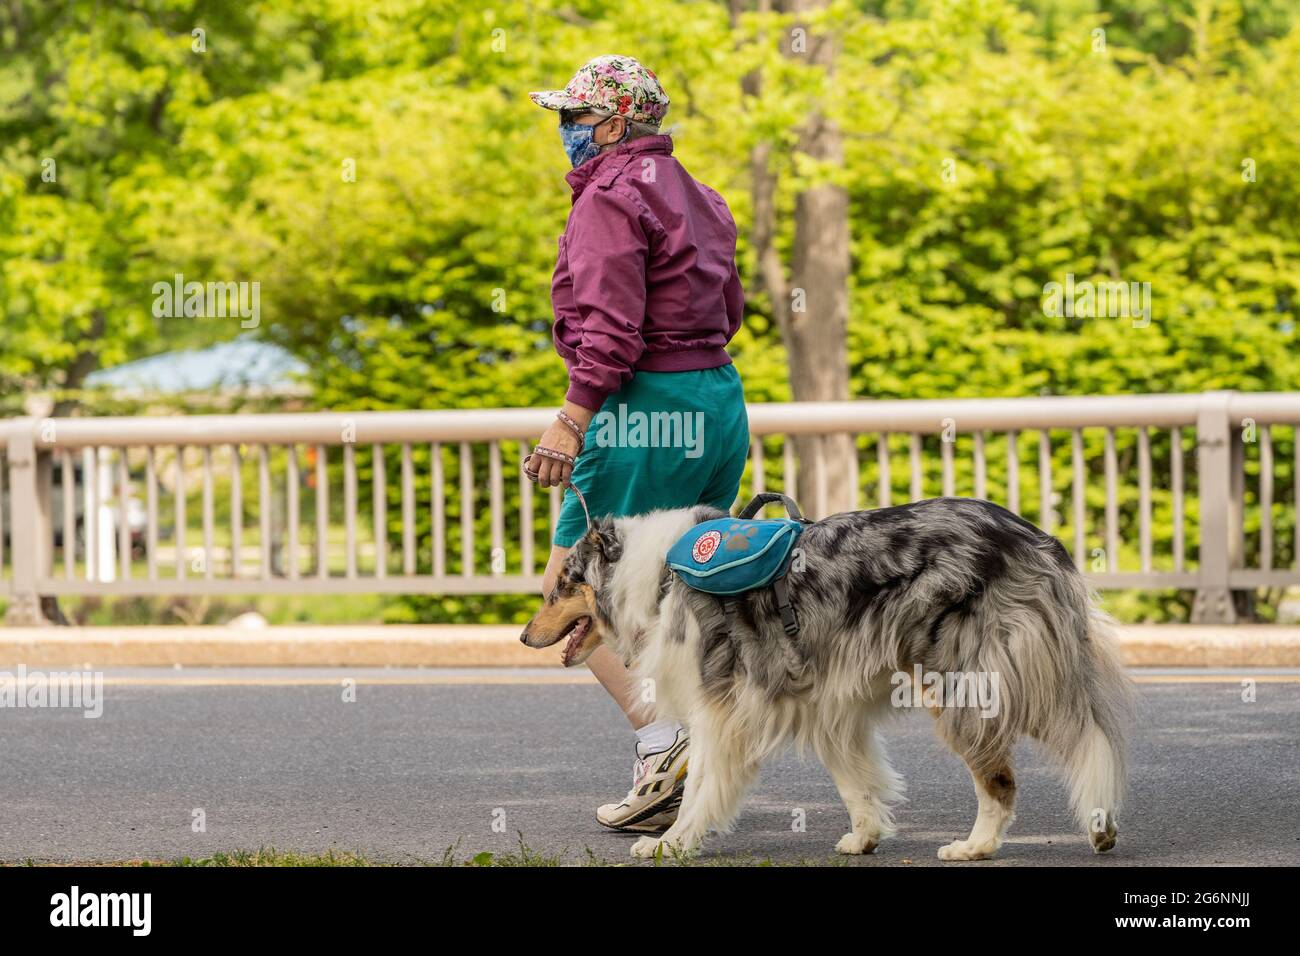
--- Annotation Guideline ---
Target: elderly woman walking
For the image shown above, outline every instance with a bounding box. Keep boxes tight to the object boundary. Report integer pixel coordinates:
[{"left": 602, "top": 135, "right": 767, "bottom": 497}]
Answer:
[{"left": 525, "top": 55, "right": 750, "bottom": 832}]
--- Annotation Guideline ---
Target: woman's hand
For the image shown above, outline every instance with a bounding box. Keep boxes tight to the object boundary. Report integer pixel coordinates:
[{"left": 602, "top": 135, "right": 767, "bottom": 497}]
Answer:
[{"left": 532, "top": 402, "right": 594, "bottom": 488}]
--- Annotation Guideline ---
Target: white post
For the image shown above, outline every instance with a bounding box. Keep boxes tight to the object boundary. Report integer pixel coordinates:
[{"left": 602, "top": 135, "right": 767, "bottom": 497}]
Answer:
[
  {"left": 82, "top": 446, "right": 96, "bottom": 581},
  {"left": 97, "top": 446, "right": 116, "bottom": 583}
]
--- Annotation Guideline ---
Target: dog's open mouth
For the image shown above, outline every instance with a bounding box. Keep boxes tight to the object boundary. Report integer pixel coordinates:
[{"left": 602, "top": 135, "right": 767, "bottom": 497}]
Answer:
[{"left": 561, "top": 615, "right": 595, "bottom": 667}]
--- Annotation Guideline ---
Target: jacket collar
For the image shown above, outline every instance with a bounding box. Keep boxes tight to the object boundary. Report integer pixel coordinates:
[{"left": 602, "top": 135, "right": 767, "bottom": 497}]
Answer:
[{"left": 566, "top": 134, "right": 673, "bottom": 200}]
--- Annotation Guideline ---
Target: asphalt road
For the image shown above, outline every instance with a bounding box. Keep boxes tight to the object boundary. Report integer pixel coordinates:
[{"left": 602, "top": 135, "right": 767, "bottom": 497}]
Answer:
[{"left": 1, "top": 668, "right": 1297, "bottom": 865}]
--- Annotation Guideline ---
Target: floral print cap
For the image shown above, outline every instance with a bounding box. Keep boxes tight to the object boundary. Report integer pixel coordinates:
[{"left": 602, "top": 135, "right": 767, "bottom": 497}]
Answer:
[{"left": 530, "top": 54, "right": 669, "bottom": 126}]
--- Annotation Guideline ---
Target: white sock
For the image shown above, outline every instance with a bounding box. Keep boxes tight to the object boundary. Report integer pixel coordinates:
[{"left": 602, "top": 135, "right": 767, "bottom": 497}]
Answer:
[{"left": 635, "top": 719, "right": 683, "bottom": 757}]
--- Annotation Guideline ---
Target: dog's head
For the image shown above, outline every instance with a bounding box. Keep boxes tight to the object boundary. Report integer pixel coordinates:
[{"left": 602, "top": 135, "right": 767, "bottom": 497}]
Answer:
[{"left": 520, "top": 518, "right": 624, "bottom": 667}]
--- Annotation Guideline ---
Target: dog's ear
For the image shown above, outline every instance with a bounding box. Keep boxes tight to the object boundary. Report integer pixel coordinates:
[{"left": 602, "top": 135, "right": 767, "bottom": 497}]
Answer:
[{"left": 588, "top": 519, "right": 623, "bottom": 563}]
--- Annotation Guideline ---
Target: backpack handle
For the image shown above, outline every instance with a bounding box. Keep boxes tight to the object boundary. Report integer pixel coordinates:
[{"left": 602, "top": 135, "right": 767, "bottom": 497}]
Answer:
[{"left": 737, "top": 492, "right": 805, "bottom": 521}]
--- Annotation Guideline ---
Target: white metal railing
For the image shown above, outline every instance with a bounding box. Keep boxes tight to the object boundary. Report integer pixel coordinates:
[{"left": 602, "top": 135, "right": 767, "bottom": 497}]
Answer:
[{"left": 1, "top": 391, "right": 1296, "bottom": 624}]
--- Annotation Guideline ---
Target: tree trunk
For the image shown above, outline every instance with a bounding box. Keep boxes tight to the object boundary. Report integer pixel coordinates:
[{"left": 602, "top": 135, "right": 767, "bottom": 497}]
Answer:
[
  {"left": 51, "top": 308, "right": 107, "bottom": 417},
  {"left": 746, "top": 0, "right": 856, "bottom": 516}
]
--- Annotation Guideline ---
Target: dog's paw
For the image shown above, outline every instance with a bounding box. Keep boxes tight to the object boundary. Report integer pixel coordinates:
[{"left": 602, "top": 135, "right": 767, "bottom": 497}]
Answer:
[
  {"left": 937, "top": 839, "right": 998, "bottom": 861},
  {"left": 630, "top": 836, "right": 664, "bottom": 859},
  {"left": 1089, "top": 811, "right": 1118, "bottom": 853},
  {"left": 835, "top": 832, "right": 878, "bottom": 855},
  {"left": 1090, "top": 822, "right": 1118, "bottom": 853}
]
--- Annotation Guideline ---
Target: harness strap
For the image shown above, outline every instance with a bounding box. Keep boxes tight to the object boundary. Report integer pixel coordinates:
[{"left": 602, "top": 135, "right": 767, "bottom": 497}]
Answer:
[
  {"left": 722, "top": 598, "right": 738, "bottom": 644},
  {"left": 771, "top": 575, "right": 799, "bottom": 636},
  {"left": 720, "top": 583, "right": 798, "bottom": 639}
]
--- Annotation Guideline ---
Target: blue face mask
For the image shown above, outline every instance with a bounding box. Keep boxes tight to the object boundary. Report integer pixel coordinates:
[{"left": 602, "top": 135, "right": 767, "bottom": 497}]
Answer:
[
  {"left": 559, "top": 115, "right": 626, "bottom": 169},
  {"left": 559, "top": 121, "right": 602, "bottom": 168}
]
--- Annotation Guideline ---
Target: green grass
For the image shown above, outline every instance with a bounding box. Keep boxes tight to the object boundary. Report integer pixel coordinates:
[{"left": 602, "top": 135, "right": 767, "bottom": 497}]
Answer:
[
  {"left": 49, "top": 591, "right": 393, "bottom": 627},
  {"left": 169, "top": 848, "right": 377, "bottom": 867},
  {"left": 7, "top": 833, "right": 869, "bottom": 867}
]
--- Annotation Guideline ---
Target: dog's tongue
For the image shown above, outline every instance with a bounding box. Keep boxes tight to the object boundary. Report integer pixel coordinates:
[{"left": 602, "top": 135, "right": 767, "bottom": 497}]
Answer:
[{"left": 562, "top": 617, "right": 591, "bottom": 666}]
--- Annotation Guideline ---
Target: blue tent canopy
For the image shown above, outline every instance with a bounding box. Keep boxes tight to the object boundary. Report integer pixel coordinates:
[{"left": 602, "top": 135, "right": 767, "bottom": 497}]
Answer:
[{"left": 86, "top": 338, "right": 307, "bottom": 394}]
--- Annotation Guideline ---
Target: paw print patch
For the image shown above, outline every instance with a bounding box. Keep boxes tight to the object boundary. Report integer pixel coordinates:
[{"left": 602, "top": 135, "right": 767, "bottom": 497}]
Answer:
[{"left": 722, "top": 522, "right": 760, "bottom": 551}]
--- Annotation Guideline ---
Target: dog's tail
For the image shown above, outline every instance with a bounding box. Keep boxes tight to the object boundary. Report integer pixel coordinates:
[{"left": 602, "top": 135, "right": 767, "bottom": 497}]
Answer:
[{"left": 1062, "top": 607, "right": 1133, "bottom": 853}]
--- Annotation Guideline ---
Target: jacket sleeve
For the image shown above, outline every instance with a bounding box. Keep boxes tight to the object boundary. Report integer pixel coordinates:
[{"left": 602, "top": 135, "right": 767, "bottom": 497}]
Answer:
[{"left": 562, "top": 186, "right": 649, "bottom": 411}]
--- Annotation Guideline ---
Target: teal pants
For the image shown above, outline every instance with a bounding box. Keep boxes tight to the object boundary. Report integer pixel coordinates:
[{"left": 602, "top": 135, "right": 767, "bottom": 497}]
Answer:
[{"left": 553, "top": 365, "right": 749, "bottom": 548}]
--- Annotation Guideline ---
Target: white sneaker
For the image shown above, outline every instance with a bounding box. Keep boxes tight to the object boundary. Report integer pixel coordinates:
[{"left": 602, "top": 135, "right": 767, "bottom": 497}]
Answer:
[{"left": 596, "top": 730, "right": 689, "bottom": 832}]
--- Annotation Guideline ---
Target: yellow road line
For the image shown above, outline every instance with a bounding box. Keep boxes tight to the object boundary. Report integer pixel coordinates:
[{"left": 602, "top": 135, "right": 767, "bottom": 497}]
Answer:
[
  {"left": 99, "top": 674, "right": 598, "bottom": 687},
  {"left": 85, "top": 673, "right": 1300, "bottom": 687},
  {"left": 1132, "top": 674, "right": 1300, "bottom": 684}
]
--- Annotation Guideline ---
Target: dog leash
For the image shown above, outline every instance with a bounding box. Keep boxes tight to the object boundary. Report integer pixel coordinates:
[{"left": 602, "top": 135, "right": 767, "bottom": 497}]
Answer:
[{"left": 522, "top": 411, "right": 593, "bottom": 533}]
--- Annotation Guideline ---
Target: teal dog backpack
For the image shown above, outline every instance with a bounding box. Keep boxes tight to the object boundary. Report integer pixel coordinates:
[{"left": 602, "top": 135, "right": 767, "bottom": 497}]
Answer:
[{"left": 666, "top": 492, "right": 807, "bottom": 635}]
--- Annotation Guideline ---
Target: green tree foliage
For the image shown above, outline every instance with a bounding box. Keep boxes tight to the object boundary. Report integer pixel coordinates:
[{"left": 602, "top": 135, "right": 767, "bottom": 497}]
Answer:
[
  {"left": 0, "top": 1, "right": 337, "bottom": 411},
  {"left": 3, "top": 0, "right": 1298, "bottom": 620},
  {"left": 9, "top": 0, "right": 1295, "bottom": 412}
]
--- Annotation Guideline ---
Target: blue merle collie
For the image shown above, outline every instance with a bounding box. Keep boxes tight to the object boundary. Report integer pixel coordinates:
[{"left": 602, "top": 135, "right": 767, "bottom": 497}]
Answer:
[{"left": 522, "top": 497, "right": 1133, "bottom": 861}]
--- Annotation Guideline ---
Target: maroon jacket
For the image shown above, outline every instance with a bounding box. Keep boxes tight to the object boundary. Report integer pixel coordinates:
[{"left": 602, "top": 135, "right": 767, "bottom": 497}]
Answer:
[{"left": 550, "top": 134, "right": 744, "bottom": 410}]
